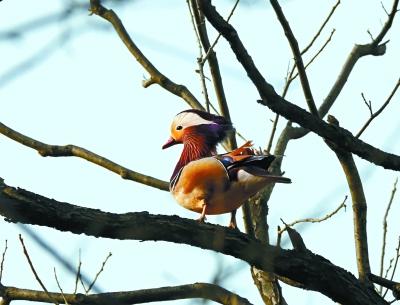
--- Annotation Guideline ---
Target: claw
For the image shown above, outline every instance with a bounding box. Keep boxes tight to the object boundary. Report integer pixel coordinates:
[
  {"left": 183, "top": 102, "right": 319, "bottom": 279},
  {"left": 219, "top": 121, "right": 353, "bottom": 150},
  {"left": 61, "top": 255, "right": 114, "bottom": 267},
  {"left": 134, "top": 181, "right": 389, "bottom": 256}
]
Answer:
[{"left": 228, "top": 209, "right": 239, "bottom": 230}]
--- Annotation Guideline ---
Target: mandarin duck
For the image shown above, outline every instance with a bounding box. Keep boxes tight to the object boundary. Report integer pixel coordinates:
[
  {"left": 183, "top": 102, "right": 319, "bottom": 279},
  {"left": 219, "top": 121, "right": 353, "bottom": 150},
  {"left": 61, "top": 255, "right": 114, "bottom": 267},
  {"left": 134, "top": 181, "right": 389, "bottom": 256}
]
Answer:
[{"left": 162, "top": 109, "right": 291, "bottom": 228}]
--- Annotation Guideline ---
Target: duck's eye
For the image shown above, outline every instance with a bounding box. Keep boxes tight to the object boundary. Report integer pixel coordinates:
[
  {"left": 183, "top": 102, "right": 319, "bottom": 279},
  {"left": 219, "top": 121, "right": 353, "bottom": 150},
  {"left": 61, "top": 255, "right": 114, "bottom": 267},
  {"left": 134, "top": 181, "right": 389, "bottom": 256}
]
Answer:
[{"left": 176, "top": 125, "right": 183, "bottom": 131}]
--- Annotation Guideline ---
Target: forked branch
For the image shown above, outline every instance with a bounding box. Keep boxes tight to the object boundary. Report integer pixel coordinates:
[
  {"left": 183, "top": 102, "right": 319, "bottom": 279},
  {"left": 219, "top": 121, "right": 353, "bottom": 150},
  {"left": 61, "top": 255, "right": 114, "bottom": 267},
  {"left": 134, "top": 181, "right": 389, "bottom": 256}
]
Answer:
[{"left": 198, "top": 0, "right": 400, "bottom": 171}]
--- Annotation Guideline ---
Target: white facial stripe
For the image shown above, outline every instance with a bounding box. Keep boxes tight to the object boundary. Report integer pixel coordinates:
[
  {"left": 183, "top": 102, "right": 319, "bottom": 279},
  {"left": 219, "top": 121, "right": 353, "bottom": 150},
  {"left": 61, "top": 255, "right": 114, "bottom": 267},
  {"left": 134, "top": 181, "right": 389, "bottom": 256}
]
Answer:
[{"left": 174, "top": 112, "right": 216, "bottom": 128}]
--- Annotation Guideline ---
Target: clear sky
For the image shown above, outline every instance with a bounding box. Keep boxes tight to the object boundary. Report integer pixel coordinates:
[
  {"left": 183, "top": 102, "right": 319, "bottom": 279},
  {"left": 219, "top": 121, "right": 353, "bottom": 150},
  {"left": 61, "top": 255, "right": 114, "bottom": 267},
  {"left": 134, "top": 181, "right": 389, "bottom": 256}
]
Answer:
[{"left": 0, "top": 0, "right": 399, "bottom": 304}]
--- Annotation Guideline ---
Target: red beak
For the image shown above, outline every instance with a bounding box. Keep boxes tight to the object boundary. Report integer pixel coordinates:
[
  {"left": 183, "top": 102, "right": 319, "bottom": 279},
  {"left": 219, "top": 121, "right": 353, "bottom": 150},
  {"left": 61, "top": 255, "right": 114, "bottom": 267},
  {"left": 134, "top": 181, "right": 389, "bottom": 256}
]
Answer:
[{"left": 162, "top": 137, "right": 179, "bottom": 149}]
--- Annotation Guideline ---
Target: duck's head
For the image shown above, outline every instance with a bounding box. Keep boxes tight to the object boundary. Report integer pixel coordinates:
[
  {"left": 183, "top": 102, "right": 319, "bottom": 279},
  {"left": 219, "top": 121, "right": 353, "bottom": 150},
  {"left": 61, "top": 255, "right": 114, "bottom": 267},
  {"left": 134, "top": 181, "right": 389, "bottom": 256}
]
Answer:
[{"left": 162, "top": 109, "right": 233, "bottom": 149}]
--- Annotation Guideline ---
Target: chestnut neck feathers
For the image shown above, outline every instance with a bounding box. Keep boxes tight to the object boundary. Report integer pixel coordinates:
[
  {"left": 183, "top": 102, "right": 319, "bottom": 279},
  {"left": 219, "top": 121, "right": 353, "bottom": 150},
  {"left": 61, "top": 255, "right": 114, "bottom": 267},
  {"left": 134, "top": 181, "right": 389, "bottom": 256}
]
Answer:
[{"left": 169, "top": 110, "right": 233, "bottom": 181}]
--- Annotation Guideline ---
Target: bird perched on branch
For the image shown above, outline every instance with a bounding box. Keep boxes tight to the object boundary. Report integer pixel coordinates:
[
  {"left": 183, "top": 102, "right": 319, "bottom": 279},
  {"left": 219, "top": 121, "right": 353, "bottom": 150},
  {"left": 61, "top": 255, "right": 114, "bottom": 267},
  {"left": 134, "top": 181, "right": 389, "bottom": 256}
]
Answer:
[{"left": 162, "top": 109, "right": 291, "bottom": 228}]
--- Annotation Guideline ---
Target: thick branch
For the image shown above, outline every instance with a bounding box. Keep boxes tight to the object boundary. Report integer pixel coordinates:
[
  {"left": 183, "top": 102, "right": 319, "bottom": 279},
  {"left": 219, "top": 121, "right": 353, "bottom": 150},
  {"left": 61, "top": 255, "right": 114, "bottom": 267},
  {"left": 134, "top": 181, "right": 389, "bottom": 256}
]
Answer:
[
  {"left": 89, "top": 0, "right": 203, "bottom": 110},
  {"left": 0, "top": 178, "right": 386, "bottom": 305},
  {"left": 198, "top": 0, "right": 400, "bottom": 171},
  {"left": 325, "top": 116, "right": 371, "bottom": 285},
  {"left": 0, "top": 122, "right": 169, "bottom": 191},
  {"left": 0, "top": 282, "right": 253, "bottom": 305}
]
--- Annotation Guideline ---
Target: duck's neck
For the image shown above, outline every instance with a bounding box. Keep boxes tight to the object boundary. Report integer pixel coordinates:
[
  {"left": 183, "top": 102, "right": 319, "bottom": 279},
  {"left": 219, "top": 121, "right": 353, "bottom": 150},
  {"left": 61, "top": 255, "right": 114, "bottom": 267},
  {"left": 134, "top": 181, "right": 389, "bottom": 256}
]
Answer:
[{"left": 171, "top": 135, "right": 216, "bottom": 181}]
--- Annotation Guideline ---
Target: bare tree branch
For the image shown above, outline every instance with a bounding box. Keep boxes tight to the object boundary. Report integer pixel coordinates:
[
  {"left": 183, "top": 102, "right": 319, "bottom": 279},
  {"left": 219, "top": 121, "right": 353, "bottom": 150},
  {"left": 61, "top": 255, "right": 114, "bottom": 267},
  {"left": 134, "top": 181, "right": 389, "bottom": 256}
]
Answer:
[
  {"left": 199, "top": 0, "right": 400, "bottom": 171},
  {"left": 356, "top": 77, "right": 400, "bottom": 138},
  {"left": 380, "top": 178, "right": 398, "bottom": 293},
  {"left": 189, "top": 0, "right": 237, "bottom": 150},
  {"left": 300, "top": 0, "right": 340, "bottom": 55},
  {"left": 89, "top": 0, "right": 203, "bottom": 110},
  {"left": 270, "top": 0, "right": 319, "bottom": 117},
  {"left": 372, "top": 0, "right": 399, "bottom": 46},
  {"left": 278, "top": 195, "right": 347, "bottom": 236},
  {"left": 19, "top": 235, "right": 59, "bottom": 305},
  {"left": 53, "top": 268, "right": 70, "bottom": 305},
  {"left": 325, "top": 115, "right": 371, "bottom": 286},
  {"left": 384, "top": 237, "right": 400, "bottom": 298},
  {"left": 0, "top": 121, "right": 169, "bottom": 191},
  {"left": 369, "top": 273, "right": 400, "bottom": 301},
  {"left": 0, "top": 178, "right": 387, "bottom": 304},
  {"left": 0, "top": 282, "right": 253, "bottom": 305},
  {"left": 0, "top": 240, "right": 7, "bottom": 283},
  {"left": 267, "top": 0, "right": 338, "bottom": 153},
  {"left": 289, "top": 0, "right": 399, "bottom": 140},
  {"left": 87, "top": 252, "right": 112, "bottom": 294}
]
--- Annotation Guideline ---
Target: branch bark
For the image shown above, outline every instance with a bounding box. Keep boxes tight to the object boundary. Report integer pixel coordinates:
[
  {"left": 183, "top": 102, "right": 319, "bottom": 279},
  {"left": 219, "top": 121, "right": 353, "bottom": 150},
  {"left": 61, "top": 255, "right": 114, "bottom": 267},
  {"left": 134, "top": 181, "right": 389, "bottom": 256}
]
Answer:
[
  {"left": 325, "top": 116, "right": 371, "bottom": 286},
  {"left": 0, "top": 282, "right": 253, "bottom": 305},
  {"left": 0, "top": 178, "right": 387, "bottom": 305},
  {"left": 198, "top": 0, "right": 400, "bottom": 171}
]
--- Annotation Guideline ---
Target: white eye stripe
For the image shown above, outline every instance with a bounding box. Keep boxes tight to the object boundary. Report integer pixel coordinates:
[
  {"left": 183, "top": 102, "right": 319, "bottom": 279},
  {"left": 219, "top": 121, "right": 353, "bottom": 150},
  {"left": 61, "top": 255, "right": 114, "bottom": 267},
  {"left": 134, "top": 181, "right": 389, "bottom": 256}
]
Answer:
[{"left": 174, "top": 112, "right": 216, "bottom": 128}]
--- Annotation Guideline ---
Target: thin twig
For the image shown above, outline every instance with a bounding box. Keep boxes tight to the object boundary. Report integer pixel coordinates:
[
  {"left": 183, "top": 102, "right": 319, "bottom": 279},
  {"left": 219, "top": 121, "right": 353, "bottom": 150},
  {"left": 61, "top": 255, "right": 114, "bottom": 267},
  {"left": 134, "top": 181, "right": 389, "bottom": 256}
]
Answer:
[
  {"left": 0, "top": 240, "right": 7, "bottom": 282},
  {"left": 361, "top": 92, "right": 374, "bottom": 116},
  {"left": 201, "top": 0, "right": 240, "bottom": 65},
  {"left": 53, "top": 268, "right": 70, "bottom": 305},
  {"left": 266, "top": 21, "right": 337, "bottom": 152},
  {"left": 384, "top": 237, "right": 400, "bottom": 298},
  {"left": 270, "top": 0, "right": 319, "bottom": 117},
  {"left": 301, "top": 0, "right": 340, "bottom": 55},
  {"left": 73, "top": 250, "right": 82, "bottom": 294},
  {"left": 187, "top": 0, "right": 212, "bottom": 111},
  {"left": 19, "top": 235, "right": 59, "bottom": 305},
  {"left": 278, "top": 195, "right": 347, "bottom": 235},
  {"left": 356, "top": 77, "right": 400, "bottom": 138},
  {"left": 379, "top": 178, "right": 398, "bottom": 293},
  {"left": 87, "top": 252, "right": 112, "bottom": 294},
  {"left": 290, "top": 29, "right": 336, "bottom": 83},
  {"left": 193, "top": 0, "right": 237, "bottom": 150}
]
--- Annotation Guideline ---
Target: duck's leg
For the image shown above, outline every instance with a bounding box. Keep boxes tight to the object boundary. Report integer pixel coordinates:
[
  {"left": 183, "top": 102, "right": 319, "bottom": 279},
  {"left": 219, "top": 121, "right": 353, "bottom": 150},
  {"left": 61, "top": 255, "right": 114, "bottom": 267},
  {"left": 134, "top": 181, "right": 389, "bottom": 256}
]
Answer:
[
  {"left": 197, "top": 201, "right": 207, "bottom": 223},
  {"left": 228, "top": 209, "right": 238, "bottom": 229}
]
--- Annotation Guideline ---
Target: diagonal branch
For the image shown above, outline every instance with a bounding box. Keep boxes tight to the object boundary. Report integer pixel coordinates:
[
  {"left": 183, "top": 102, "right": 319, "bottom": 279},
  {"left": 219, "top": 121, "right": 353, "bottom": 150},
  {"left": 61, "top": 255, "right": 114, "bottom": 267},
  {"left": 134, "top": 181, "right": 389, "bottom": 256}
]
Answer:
[
  {"left": 89, "top": 0, "right": 203, "bottom": 110},
  {"left": 198, "top": 0, "right": 400, "bottom": 171},
  {"left": 0, "top": 121, "right": 169, "bottom": 191},
  {"left": 356, "top": 77, "right": 400, "bottom": 138},
  {"left": 0, "top": 282, "right": 253, "bottom": 305},
  {"left": 269, "top": 0, "right": 318, "bottom": 117},
  {"left": 0, "top": 178, "right": 387, "bottom": 305}
]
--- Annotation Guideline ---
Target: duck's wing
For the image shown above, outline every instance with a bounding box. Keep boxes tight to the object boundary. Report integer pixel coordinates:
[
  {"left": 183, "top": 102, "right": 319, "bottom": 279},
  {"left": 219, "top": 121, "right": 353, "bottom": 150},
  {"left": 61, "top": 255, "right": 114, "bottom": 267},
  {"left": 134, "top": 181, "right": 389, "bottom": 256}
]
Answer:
[{"left": 216, "top": 145, "right": 291, "bottom": 184}]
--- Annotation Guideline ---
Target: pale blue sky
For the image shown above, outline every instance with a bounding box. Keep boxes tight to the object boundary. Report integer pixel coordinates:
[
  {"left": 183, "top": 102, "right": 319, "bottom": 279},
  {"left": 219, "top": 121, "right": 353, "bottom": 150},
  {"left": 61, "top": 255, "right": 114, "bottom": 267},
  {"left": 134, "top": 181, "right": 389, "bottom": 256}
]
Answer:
[{"left": 0, "top": 1, "right": 399, "bottom": 304}]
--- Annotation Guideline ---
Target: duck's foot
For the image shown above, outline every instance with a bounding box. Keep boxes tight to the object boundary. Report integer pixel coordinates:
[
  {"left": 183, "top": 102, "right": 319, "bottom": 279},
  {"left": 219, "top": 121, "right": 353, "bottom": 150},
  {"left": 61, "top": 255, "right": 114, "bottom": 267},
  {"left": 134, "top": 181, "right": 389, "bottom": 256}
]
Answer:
[
  {"left": 228, "top": 209, "right": 239, "bottom": 230},
  {"left": 197, "top": 203, "right": 207, "bottom": 223}
]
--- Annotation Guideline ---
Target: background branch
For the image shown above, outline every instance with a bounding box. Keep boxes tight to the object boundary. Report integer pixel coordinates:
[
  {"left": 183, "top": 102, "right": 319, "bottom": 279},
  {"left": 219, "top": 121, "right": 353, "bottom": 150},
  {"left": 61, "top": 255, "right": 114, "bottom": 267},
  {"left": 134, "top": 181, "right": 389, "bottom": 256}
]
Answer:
[
  {"left": 89, "top": 0, "right": 204, "bottom": 110},
  {"left": 270, "top": 0, "right": 318, "bottom": 117},
  {"left": 199, "top": 0, "right": 400, "bottom": 171},
  {"left": 0, "top": 121, "right": 169, "bottom": 191},
  {"left": 1, "top": 282, "right": 253, "bottom": 305},
  {"left": 380, "top": 178, "right": 399, "bottom": 293},
  {"left": 356, "top": 77, "right": 400, "bottom": 138}
]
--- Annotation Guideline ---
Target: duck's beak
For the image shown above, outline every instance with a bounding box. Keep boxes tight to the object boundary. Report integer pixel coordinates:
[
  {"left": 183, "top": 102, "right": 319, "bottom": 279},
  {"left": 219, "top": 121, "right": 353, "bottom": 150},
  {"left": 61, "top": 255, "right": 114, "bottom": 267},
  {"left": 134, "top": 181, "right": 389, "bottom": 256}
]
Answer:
[{"left": 162, "top": 137, "right": 179, "bottom": 149}]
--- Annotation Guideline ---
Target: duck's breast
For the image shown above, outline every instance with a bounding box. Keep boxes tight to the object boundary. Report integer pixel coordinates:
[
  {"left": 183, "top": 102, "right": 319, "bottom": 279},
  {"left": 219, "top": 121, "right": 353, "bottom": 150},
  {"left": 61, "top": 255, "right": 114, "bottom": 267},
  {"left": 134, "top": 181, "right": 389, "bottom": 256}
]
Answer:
[{"left": 171, "top": 157, "right": 229, "bottom": 213}]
